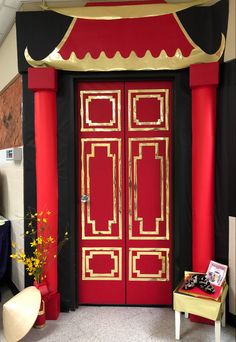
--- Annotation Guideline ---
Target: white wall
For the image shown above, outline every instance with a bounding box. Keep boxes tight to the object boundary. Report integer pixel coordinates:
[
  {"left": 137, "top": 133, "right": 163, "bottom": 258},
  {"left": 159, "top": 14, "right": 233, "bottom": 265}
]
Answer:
[
  {"left": 224, "top": 0, "right": 236, "bottom": 62},
  {"left": 0, "top": 148, "right": 24, "bottom": 291},
  {"left": 0, "top": 23, "right": 24, "bottom": 290},
  {"left": 0, "top": 24, "right": 18, "bottom": 92},
  {"left": 229, "top": 217, "right": 236, "bottom": 315}
]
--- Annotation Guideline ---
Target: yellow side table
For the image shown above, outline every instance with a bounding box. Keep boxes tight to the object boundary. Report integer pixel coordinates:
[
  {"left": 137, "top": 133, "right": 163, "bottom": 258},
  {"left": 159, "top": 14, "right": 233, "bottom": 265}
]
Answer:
[{"left": 173, "top": 282, "right": 228, "bottom": 342}]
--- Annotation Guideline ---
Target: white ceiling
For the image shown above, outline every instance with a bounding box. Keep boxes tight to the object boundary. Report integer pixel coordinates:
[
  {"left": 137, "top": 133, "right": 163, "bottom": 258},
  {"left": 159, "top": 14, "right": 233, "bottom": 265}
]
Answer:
[
  {"left": 0, "top": 0, "right": 21, "bottom": 45},
  {"left": 0, "top": 0, "right": 87, "bottom": 46},
  {"left": 0, "top": 0, "right": 220, "bottom": 48}
]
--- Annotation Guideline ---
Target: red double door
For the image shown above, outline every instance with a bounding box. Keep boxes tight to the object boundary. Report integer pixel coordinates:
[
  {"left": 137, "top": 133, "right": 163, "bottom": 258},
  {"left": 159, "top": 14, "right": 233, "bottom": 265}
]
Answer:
[{"left": 78, "top": 80, "right": 172, "bottom": 305}]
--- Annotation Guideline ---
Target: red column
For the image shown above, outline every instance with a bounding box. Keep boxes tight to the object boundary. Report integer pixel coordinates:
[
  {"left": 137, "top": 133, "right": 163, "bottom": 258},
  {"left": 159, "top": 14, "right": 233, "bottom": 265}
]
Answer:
[
  {"left": 190, "top": 62, "right": 219, "bottom": 273},
  {"left": 28, "top": 67, "right": 58, "bottom": 293}
]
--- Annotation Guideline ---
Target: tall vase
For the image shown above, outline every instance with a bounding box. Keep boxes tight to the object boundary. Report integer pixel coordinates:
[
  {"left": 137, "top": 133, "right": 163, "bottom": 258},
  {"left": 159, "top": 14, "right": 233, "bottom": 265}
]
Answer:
[
  {"left": 34, "top": 281, "right": 49, "bottom": 296},
  {"left": 33, "top": 281, "right": 49, "bottom": 328},
  {"left": 34, "top": 299, "right": 46, "bottom": 329}
]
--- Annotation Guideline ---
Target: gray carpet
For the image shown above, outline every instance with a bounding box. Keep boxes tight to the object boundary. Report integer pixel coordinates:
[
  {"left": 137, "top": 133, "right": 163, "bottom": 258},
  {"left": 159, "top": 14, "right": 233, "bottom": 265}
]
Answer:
[{"left": 0, "top": 286, "right": 235, "bottom": 342}]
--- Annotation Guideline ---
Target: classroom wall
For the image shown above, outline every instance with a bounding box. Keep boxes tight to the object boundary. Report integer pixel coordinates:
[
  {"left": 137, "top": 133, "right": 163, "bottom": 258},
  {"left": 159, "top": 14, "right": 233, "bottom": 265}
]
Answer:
[
  {"left": 0, "top": 148, "right": 24, "bottom": 290},
  {"left": 224, "top": 0, "right": 236, "bottom": 62},
  {"left": 0, "top": 24, "right": 24, "bottom": 291}
]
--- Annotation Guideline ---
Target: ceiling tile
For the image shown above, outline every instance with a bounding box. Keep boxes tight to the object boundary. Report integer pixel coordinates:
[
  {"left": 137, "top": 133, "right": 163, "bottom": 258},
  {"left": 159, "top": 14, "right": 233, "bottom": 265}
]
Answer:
[
  {"left": 0, "top": 6, "right": 15, "bottom": 34},
  {"left": 5, "top": 0, "right": 21, "bottom": 9}
]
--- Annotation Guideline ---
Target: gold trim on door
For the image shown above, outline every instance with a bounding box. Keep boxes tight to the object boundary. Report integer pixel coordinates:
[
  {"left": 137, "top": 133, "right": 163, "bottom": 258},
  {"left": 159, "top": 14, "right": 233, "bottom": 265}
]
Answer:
[
  {"left": 129, "top": 137, "right": 169, "bottom": 240},
  {"left": 133, "top": 94, "right": 164, "bottom": 126},
  {"left": 82, "top": 247, "right": 122, "bottom": 280},
  {"left": 80, "top": 90, "right": 121, "bottom": 131},
  {"left": 134, "top": 142, "right": 164, "bottom": 235},
  {"left": 87, "top": 143, "right": 116, "bottom": 235},
  {"left": 81, "top": 138, "right": 122, "bottom": 240},
  {"left": 128, "top": 89, "right": 169, "bottom": 131},
  {"left": 86, "top": 95, "right": 116, "bottom": 126},
  {"left": 129, "top": 248, "right": 170, "bottom": 281}
]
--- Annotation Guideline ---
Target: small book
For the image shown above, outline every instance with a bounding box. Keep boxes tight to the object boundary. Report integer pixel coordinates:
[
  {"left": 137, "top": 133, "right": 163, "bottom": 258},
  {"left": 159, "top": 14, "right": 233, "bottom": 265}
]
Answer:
[{"left": 206, "top": 260, "right": 228, "bottom": 287}]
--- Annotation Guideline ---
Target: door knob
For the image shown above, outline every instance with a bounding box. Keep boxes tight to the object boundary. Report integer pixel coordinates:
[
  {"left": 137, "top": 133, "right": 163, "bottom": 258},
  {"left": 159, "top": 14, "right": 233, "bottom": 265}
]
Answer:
[{"left": 81, "top": 195, "right": 89, "bottom": 203}]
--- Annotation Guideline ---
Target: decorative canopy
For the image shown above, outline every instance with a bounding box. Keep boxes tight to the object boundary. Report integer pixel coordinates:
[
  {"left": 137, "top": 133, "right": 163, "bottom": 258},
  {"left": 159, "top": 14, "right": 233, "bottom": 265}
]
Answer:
[{"left": 25, "top": 1, "right": 225, "bottom": 72}]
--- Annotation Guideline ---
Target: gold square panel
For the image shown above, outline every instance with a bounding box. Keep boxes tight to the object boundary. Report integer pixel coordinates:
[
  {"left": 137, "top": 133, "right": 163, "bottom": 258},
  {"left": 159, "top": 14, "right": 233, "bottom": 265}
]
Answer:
[
  {"left": 82, "top": 247, "right": 122, "bottom": 281},
  {"left": 129, "top": 248, "right": 170, "bottom": 281},
  {"left": 80, "top": 90, "right": 121, "bottom": 131},
  {"left": 128, "top": 89, "right": 169, "bottom": 131}
]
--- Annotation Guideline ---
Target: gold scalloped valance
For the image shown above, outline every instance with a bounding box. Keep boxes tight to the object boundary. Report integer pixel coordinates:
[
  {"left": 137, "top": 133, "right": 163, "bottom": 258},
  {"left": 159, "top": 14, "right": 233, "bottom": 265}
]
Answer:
[
  {"left": 42, "top": 0, "right": 211, "bottom": 20},
  {"left": 26, "top": 1, "right": 225, "bottom": 72}
]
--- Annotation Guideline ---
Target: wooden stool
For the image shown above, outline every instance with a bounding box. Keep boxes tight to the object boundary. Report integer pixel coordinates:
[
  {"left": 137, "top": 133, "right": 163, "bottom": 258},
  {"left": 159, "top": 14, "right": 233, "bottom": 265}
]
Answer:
[{"left": 173, "top": 283, "right": 228, "bottom": 342}]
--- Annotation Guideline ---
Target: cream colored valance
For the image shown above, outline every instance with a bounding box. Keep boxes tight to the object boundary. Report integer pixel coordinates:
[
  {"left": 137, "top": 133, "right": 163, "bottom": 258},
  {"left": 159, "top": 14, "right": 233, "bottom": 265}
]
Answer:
[{"left": 42, "top": 0, "right": 212, "bottom": 20}]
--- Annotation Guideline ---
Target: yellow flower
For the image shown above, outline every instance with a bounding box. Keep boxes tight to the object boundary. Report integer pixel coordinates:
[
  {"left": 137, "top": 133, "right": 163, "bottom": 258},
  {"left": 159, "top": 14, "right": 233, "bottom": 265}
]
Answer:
[
  {"left": 30, "top": 240, "right": 37, "bottom": 247},
  {"left": 10, "top": 210, "right": 68, "bottom": 283},
  {"left": 34, "top": 259, "right": 40, "bottom": 267},
  {"left": 47, "top": 236, "right": 54, "bottom": 243},
  {"left": 37, "top": 237, "right": 43, "bottom": 244},
  {"left": 11, "top": 241, "right": 16, "bottom": 248},
  {"left": 10, "top": 253, "right": 17, "bottom": 259}
]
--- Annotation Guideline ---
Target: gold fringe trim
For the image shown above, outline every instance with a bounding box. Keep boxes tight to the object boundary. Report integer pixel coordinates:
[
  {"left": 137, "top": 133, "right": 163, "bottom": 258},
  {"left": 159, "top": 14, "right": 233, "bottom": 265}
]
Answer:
[
  {"left": 25, "top": 34, "right": 225, "bottom": 72},
  {"left": 42, "top": 0, "right": 211, "bottom": 20}
]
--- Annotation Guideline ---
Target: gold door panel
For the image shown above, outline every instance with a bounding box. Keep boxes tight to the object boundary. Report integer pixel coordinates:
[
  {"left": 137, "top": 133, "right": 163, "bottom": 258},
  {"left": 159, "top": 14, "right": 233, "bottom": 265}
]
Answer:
[
  {"left": 81, "top": 138, "right": 122, "bottom": 240},
  {"left": 128, "top": 137, "right": 169, "bottom": 240},
  {"left": 128, "top": 89, "right": 169, "bottom": 131},
  {"left": 80, "top": 90, "right": 121, "bottom": 132},
  {"left": 129, "top": 248, "right": 170, "bottom": 281},
  {"left": 82, "top": 247, "right": 122, "bottom": 281}
]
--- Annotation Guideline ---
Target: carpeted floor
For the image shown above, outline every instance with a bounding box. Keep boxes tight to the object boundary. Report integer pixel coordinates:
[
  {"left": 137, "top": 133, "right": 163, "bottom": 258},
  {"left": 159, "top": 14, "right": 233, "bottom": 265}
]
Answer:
[{"left": 0, "top": 286, "right": 235, "bottom": 342}]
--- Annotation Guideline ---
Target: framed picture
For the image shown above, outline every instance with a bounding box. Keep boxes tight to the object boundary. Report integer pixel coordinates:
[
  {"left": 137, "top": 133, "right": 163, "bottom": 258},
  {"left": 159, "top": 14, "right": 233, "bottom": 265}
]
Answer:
[{"left": 206, "top": 260, "right": 228, "bottom": 287}]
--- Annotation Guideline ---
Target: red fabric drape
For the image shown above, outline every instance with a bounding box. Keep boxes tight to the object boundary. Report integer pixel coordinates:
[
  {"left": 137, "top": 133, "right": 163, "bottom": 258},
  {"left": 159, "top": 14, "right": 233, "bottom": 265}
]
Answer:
[
  {"left": 192, "top": 86, "right": 216, "bottom": 272},
  {"left": 190, "top": 62, "right": 219, "bottom": 273},
  {"left": 190, "top": 63, "right": 219, "bottom": 325},
  {"left": 29, "top": 68, "right": 58, "bottom": 293}
]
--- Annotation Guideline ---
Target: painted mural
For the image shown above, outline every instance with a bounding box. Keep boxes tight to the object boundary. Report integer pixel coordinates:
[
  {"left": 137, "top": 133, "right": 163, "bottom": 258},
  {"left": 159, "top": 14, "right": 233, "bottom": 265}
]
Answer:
[{"left": 0, "top": 76, "right": 22, "bottom": 149}]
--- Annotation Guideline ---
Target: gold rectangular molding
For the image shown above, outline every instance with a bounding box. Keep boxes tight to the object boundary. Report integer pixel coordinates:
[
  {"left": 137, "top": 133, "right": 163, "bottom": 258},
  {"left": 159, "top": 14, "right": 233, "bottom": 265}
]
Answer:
[
  {"left": 129, "top": 137, "right": 169, "bottom": 240},
  {"left": 134, "top": 142, "right": 164, "bottom": 236},
  {"left": 86, "top": 95, "right": 116, "bottom": 126},
  {"left": 133, "top": 94, "right": 164, "bottom": 125},
  {"left": 82, "top": 247, "right": 122, "bottom": 281},
  {"left": 87, "top": 143, "right": 115, "bottom": 235},
  {"left": 129, "top": 248, "right": 170, "bottom": 281},
  {"left": 128, "top": 89, "right": 169, "bottom": 131},
  {"left": 80, "top": 90, "right": 121, "bottom": 131},
  {"left": 81, "top": 138, "right": 122, "bottom": 240}
]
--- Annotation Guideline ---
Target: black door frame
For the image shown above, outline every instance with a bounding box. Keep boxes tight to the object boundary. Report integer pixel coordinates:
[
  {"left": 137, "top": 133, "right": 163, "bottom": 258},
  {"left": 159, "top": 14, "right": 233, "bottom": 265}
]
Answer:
[{"left": 56, "top": 69, "right": 192, "bottom": 311}]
